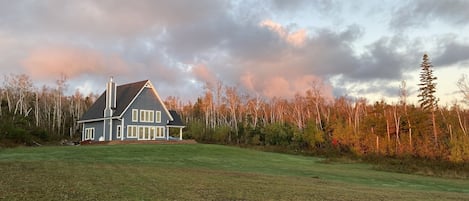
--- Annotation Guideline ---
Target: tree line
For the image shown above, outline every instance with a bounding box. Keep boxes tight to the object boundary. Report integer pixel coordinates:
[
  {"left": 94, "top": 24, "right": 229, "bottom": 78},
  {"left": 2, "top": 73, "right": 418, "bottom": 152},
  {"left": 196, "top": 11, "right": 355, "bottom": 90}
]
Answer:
[
  {"left": 1, "top": 54, "right": 469, "bottom": 163},
  {"left": 170, "top": 54, "right": 469, "bottom": 162},
  {"left": 0, "top": 74, "right": 96, "bottom": 146}
]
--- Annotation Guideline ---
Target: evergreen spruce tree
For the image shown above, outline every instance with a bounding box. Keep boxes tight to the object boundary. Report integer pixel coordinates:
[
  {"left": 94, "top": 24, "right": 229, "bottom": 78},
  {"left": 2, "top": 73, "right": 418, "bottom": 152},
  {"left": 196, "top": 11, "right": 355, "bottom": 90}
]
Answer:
[
  {"left": 417, "top": 53, "right": 438, "bottom": 146},
  {"left": 418, "top": 54, "right": 438, "bottom": 110}
]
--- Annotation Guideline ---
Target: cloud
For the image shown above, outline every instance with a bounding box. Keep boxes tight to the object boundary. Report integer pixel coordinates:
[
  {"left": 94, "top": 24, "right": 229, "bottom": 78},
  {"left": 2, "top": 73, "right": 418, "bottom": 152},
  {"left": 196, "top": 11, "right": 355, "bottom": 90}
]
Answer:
[
  {"left": 390, "top": 0, "right": 469, "bottom": 30},
  {"left": 269, "top": 0, "right": 339, "bottom": 17},
  {"left": 354, "top": 37, "right": 409, "bottom": 80},
  {"left": 259, "top": 19, "right": 307, "bottom": 47},
  {"left": 22, "top": 46, "right": 129, "bottom": 80},
  {"left": 1, "top": 0, "right": 466, "bottom": 105},
  {"left": 172, "top": 18, "right": 392, "bottom": 99},
  {"left": 257, "top": 75, "right": 333, "bottom": 99},
  {"left": 191, "top": 64, "right": 217, "bottom": 89},
  {"left": 433, "top": 40, "right": 469, "bottom": 67},
  {"left": 0, "top": 0, "right": 230, "bottom": 39}
]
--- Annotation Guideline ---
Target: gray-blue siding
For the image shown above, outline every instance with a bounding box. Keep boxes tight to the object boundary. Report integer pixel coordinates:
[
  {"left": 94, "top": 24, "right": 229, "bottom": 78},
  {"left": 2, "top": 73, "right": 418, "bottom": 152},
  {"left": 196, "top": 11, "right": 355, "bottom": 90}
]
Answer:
[
  {"left": 83, "top": 87, "right": 172, "bottom": 141},
  {"left": 83, "top": 121, "right": 103, "bottom": 141}
]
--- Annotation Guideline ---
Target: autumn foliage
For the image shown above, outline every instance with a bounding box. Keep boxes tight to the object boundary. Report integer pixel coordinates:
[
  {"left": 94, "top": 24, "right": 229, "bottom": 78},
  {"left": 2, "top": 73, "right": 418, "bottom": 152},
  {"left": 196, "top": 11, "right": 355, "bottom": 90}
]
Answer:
[
  {"left": 1, "top": 70, "right": 469, "bottom": 163},
  {"left": 170, "top": 80, "right": 469, "bottom": 162}
]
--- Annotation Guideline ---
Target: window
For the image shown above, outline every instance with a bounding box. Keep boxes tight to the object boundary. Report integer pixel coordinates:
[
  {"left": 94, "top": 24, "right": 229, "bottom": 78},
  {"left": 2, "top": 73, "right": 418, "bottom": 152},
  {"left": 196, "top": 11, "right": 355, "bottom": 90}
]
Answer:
[
  {"left": 132, "top": 109, "right": 138, "bottom": 122},
  {"left": 138, "top": 126, "right": 144, "bottom": 139},
  {"left": 140, "top": 110, "right": 154, "bottom": 123},
  {"left": 85, "top": 128, "right": 95, "bottom": 140},
  {"left": 149, "top": 111, "right": 154, "bottom": 122},
  {"left": 156, "top": 126, "right": 165, "bottom": 138},
  {"left": 116, "top": 125, "right": 122, "bottom": 138},
  {"left": 127, "top": 125, "right": 138, "bottom": 138},
  {"left": 144, "top": 127, "right": 150, "bottom": 139},
  {"left": 155, "top": 111, "right": 161, "bottom": 123},
  {"left": 140, "top": 111, "right": 145, "bottom": 122},
  {"left": 150, "top": 127, "right": 155, "bottom": 139},
  {"left": 135, "top": 126, "right": 156, "bottom": 140}
]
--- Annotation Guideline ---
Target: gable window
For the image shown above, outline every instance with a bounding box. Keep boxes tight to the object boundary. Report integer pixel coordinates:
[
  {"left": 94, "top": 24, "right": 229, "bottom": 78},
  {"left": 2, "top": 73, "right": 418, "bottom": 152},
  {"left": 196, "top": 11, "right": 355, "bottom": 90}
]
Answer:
[
  {"left": 116, "top": 125, "right": 122, "bottom": 138},
  {"left": 155, "top": 111, "right": 161, "bottom": 123},
  {"left": 140, "top": 110, "right": 154, "bottom": 123},
  {"left": 132, "top": 109, "right": 138, "bottom": 122},
  {"left": 127, "top": 125, "right": 138, "bottom": 138},
  {"left": 85, "top": 128, "right": 95, "bottom": 140}
]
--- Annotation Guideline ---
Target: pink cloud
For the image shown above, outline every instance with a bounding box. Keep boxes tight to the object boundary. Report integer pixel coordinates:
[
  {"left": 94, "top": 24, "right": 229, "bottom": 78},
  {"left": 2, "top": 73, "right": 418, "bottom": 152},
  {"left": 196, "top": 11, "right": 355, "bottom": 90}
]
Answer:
[
  {"left": 262, "top": 76, "right": 290, "bottom": 98},
  {"left": 192, "top": 64, "right": 217, "bottom": 88},
  {"left": 240, "top": 71, "right": 256, "bottom": 91},
  {"left": 287, "top": 29, "right": 307, "bottom": 47},
  {"left": 22, "top": 46, "right": 128, "bottom": 80},
  {"left": 239, "top": 71, "right": 333, "bottom": 100},
  {"left": 259, "top": 19, "right": 307, "bottom": 47},
  {"left": 292, "top": 75, "right": 334, "bottom": 101}
]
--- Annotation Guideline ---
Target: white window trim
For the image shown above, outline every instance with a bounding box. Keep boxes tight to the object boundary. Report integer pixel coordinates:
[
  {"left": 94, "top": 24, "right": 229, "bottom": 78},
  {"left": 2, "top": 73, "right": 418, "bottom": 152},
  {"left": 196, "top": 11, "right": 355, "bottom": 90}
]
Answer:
[
  {"left": 155, "top": 111, "right": 161, "bottom": 123},
  {"left": 127, "top": 125, "right": 138, "bottom": 138},
  {"left": 132, "top": 126, "right": 166, "bottom": 140},
  {"left": 85, "top": 128, "right": 95, "bottom": 140},
  {"left": 155, "top": 126, "right": 165, "bottom": 138},
  {"left": 132, "top": 109, "right": 139, "bottom": 122},
  {"left": 140, "top": 110, "right": 154, "bottom": 123}
]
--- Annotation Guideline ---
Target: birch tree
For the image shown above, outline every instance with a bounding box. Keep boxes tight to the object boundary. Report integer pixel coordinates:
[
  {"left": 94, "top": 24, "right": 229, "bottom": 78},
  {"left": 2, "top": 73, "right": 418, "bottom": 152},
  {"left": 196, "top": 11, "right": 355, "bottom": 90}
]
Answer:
[
  {"left": 224, "top": 86, "right": 240, "bottom": 143},
  {"left": 457, "top": 74, "right": 469, "bottom": 105}
]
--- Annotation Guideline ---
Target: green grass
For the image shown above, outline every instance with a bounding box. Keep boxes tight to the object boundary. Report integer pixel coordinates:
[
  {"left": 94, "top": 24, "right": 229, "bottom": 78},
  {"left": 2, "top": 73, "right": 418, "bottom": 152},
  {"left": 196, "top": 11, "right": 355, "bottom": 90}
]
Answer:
[{"left": 0, "top": 144, "right": 468, "bottom": 200}]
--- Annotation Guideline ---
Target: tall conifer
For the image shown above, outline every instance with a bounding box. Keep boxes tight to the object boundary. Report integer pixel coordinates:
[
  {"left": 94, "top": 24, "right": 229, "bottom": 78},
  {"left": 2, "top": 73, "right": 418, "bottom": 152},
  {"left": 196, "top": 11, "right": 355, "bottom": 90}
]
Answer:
[
  {"left": 418, "top": 54, "right": 438, "bottom": 110},
  {"left": 417, "top": 53, "right": 438, "bottom": 146}
]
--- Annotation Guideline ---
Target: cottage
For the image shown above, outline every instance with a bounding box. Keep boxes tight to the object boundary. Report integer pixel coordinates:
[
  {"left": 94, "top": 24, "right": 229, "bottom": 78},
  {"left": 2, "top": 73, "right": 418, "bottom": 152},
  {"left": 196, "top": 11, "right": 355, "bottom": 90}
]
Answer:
[{"left": 77, "top": 78, "right": 185, "bottom": 142}]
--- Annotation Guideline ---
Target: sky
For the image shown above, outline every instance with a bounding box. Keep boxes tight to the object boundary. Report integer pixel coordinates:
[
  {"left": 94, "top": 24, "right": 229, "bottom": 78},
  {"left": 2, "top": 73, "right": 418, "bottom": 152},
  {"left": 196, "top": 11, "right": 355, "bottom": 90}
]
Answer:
[{"left": 1, "top": 0, "right": 469, "bottom": 105}]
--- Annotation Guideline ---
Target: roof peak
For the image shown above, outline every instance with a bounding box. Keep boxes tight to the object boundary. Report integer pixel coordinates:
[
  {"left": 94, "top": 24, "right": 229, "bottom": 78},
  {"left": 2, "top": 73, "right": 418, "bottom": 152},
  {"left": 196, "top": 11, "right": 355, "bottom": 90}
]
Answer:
[{"left": 117, "top": 80, "right": 149, "bottom": 87}]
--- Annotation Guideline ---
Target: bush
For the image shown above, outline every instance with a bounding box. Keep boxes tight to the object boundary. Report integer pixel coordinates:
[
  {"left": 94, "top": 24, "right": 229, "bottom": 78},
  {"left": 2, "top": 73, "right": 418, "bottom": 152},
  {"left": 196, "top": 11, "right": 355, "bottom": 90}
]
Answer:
[{"left": 363, "top": 154, "right": 469, "bottom": 179}]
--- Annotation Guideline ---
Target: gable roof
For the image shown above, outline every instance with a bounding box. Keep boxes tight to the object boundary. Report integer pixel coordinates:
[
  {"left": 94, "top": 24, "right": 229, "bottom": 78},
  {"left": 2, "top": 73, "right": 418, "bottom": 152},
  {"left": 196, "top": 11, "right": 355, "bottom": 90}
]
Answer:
[{"left": 79, "top": 80, "right": 172, "bottom": 122}]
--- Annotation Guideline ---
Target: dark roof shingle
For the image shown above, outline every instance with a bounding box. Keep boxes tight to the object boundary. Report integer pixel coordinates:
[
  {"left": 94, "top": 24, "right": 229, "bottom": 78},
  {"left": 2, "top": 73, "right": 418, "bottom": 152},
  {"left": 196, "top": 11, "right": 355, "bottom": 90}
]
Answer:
[
  {"left": 79, "top": 80, "right": 148, "bottom": 121},
  {"left": 167, "top": 110, "right": 184, "bottom": 126}
]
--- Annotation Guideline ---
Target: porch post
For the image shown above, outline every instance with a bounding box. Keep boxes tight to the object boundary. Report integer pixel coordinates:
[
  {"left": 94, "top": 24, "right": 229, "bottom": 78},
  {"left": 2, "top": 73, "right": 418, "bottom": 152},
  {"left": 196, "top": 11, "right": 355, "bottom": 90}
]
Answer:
[
  {"left": 121, "top": 118, "right": 125, "bottom": 141},
  {"left": 179, "top": 127, "right": 182, "bottom": 140},
  {"left": 81, "top": 123, "right": 85, "bottom": 141},
  {"left": 166, "top": 127, "right": 169, "bottom": 140}
]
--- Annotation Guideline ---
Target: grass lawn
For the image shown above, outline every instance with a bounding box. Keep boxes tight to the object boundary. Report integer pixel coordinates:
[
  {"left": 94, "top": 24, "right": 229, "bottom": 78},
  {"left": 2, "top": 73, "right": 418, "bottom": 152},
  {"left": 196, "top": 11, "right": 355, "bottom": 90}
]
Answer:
[{"left": 0, "top": 144, "right": 468, "bottom": 200}]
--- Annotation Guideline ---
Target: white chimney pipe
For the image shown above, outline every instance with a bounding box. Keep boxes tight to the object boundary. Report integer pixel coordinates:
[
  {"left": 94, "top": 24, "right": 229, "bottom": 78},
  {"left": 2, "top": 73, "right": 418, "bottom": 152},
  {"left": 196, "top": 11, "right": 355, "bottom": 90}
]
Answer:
[{"left": 104, "top": 77, "right": 116, "bottom": 117}]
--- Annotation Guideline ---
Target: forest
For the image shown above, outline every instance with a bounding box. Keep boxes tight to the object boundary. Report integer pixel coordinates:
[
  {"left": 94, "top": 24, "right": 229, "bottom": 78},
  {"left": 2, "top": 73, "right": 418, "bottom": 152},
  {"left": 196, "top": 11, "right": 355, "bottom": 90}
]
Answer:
[{"left": 1, "top": 55, "right": 469, "bottom": 163}]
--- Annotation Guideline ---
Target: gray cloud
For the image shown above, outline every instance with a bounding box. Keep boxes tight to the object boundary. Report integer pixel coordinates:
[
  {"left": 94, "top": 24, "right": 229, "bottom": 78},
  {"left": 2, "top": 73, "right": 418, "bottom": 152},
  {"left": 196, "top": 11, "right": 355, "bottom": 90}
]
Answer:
[
  {"left": 0, "top": 0, "right": 467, "bottom": 103},
  {"left": 355, "top": 37, "right": 408, "bottom": 80},
  {"left": 390, "top": 0, "right": 469, "bottom": 30},
  {"left": 0, "top": 0, "right": 230, "bottom": 38},
  {"left": 433, "top": 40, "right": 469, "bottom": 67}
]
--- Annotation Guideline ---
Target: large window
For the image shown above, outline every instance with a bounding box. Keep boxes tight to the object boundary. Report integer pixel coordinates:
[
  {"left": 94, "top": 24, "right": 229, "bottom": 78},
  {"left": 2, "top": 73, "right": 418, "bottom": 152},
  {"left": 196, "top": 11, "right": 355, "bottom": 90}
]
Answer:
[
  {"left": 155, "top": 111, "right": 161, "bottom": 123},
  {"left": 127, "top": 125, "right": 138, "bottom": 138},
  {"left": 128, "top": 126, "right": 165, "bottom": 140},
  {"left": 84, "top": 128, "right": 95, "bottom": 140},
  {"left": 140, "top": 110, "right": 154, "bottom": 123},
  {"left": 132, "top": 109, "right": 138, "bottom": 122}
]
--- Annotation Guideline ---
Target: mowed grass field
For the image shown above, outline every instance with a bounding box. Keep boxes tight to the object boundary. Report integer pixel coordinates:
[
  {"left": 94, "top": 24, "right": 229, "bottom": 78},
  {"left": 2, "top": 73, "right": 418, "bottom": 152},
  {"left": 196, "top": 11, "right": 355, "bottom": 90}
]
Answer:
[{"left": 0, "top": 144, "right": 468, "bottom": 201}]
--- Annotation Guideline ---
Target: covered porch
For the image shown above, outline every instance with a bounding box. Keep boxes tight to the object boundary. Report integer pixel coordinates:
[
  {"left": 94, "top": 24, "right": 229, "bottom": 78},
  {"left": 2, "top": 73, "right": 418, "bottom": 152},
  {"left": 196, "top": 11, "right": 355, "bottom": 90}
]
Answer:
[
  {"left": 166, "top": 125, "right": 185, "bottom": 140},
  {"left": 166, "top": 110, "right": 185, "bottom": 140}
]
